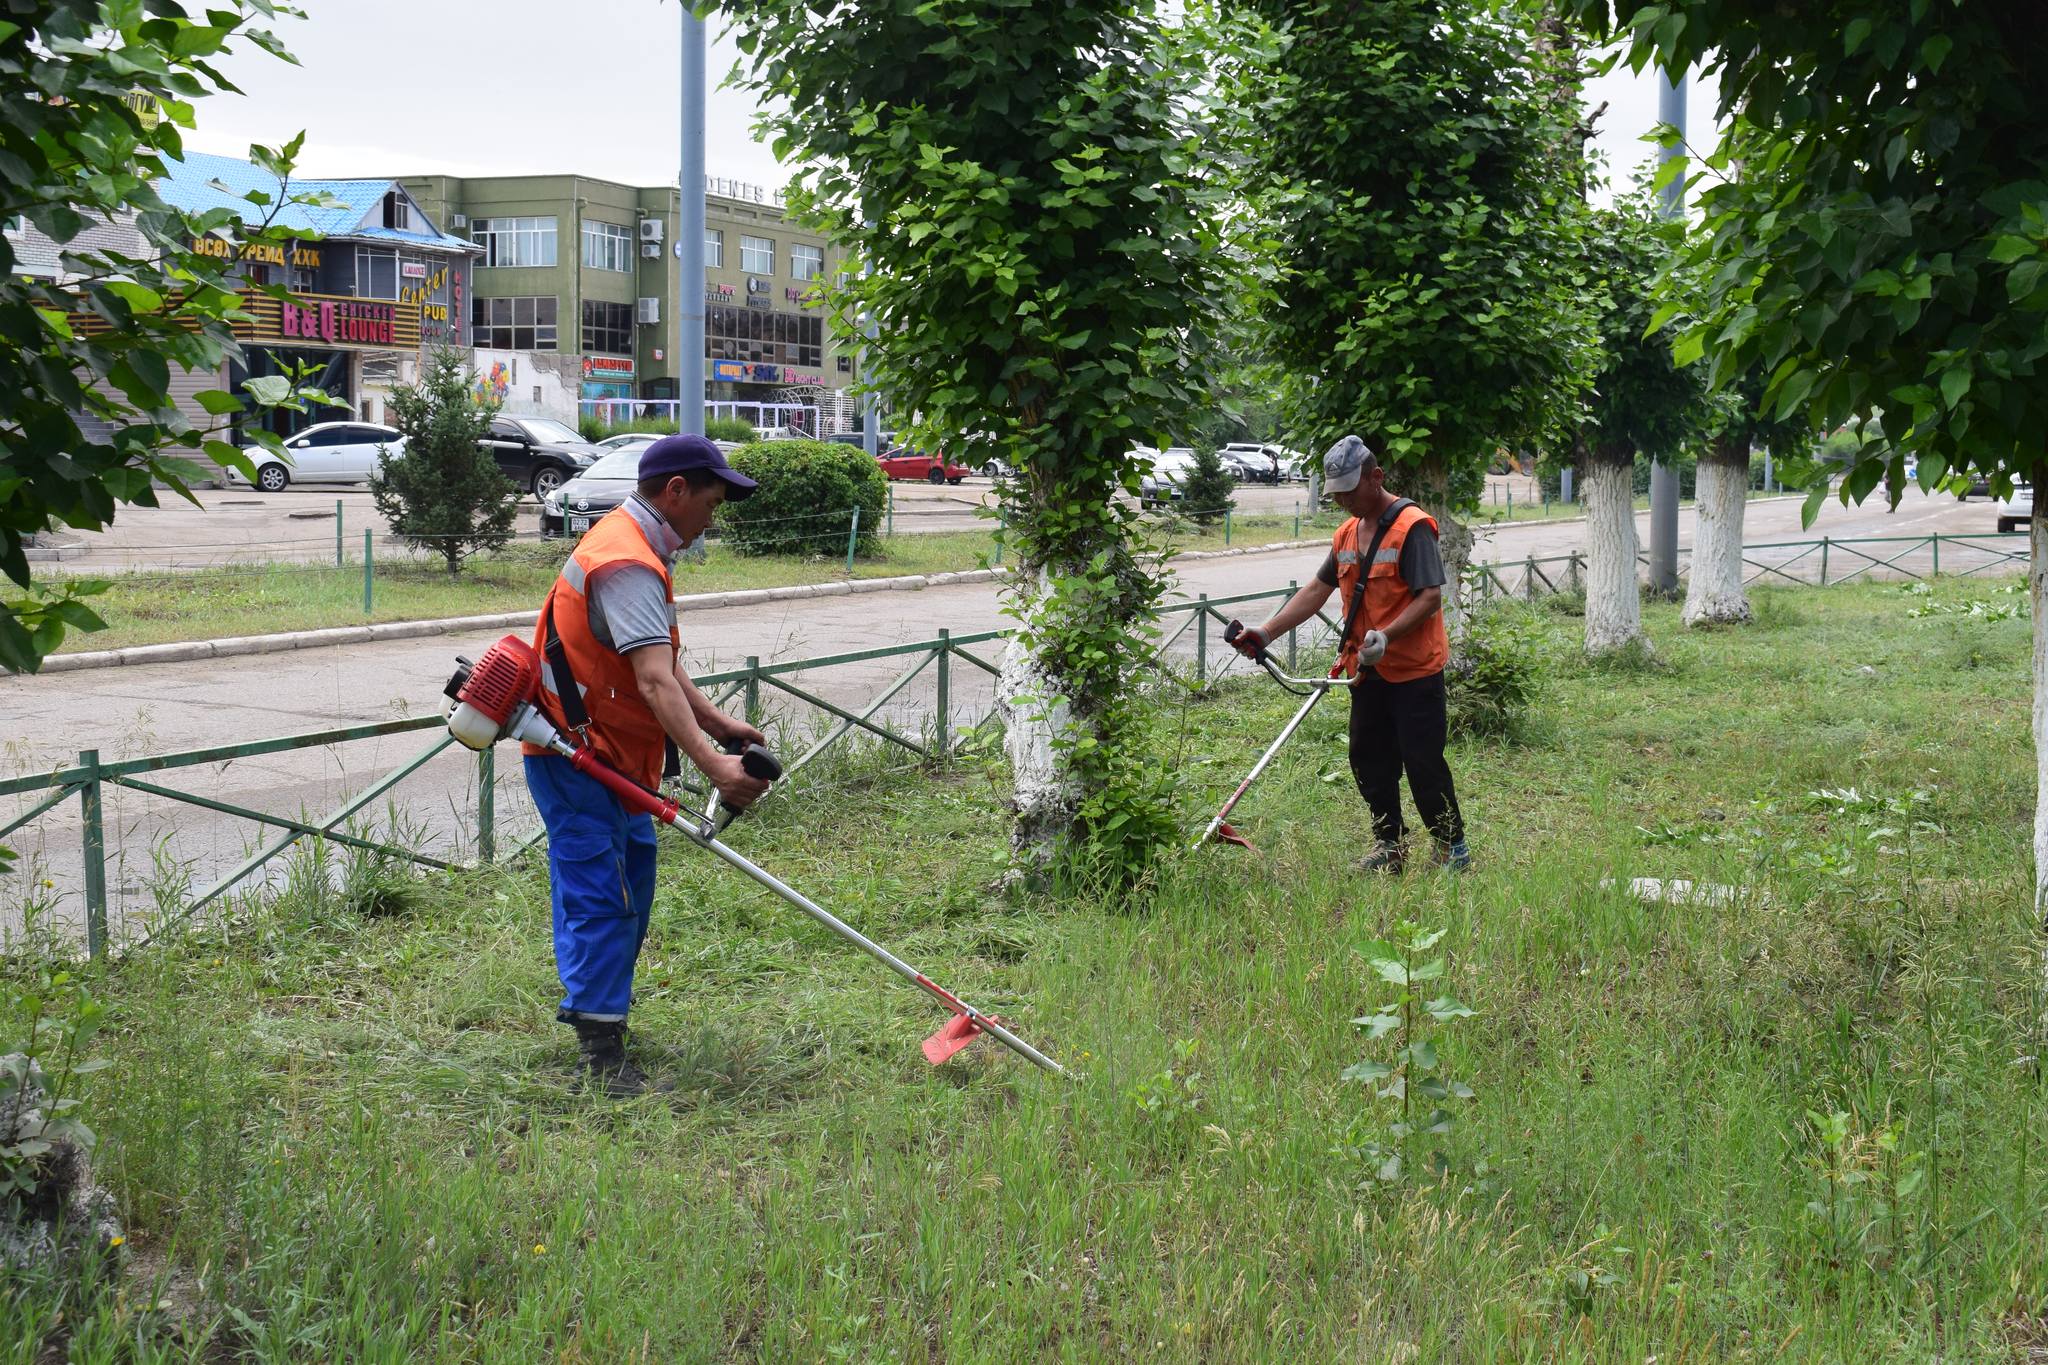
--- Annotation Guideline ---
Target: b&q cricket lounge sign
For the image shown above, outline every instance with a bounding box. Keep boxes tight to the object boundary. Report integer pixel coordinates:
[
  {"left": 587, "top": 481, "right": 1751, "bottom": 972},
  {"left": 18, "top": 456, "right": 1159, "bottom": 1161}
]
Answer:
[{"left": 236, "top": 291, "right": 421, "bottom": 352}]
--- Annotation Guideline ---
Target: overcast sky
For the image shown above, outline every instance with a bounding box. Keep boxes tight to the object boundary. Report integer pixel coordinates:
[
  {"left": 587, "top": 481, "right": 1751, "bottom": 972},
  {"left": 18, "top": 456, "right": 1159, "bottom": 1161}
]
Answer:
[{"left": 198, "top": 2, "right": 1713, "bottom": 203}]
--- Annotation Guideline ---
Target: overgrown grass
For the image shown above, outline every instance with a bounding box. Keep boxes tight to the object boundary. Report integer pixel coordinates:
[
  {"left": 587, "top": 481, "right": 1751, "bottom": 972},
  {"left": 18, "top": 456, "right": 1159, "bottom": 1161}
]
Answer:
[
  {"left": 10, "top": 577, "right": 2043, "bottom": 1360},
  {"left": 58, "top": 515, "right": 1327, "bottom": 653}
]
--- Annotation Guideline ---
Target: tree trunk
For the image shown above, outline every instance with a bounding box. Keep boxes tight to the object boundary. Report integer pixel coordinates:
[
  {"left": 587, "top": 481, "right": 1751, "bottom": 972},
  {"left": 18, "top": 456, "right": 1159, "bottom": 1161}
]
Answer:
[
  {"left": 1683, "top": 433, "right": 1753, "bottom": 627},
  {"left": 1412, "top": 453, "right": 1474, "bottom": 658},
  {"left": 997, "top": 566, "right": 1079, "bottom": 867},
  {"left": 1583, "top": 443, "right": 1647, "bottom": 655}
]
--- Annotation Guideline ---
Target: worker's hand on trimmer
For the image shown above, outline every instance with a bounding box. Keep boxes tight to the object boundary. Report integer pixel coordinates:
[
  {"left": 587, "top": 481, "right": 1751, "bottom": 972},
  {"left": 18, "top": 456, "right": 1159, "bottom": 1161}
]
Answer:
[
  {"left": 718, "top": 716, "right": 768, "bottom": 750},
  {"left": 1229, "top": 623, "right": 1269, "bottom": 659},
  {"left": 1357, "top": 629, "right": 1388, "bottom": 666},
  {"left": 705, "top": 752, "right": 772, "bottom": 810}
]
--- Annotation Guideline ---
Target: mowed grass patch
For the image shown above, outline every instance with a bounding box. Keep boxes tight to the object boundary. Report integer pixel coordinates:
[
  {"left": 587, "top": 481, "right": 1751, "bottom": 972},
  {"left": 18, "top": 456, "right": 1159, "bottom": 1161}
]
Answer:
[
  {"left": 56, "top": 515, "right": 1324, "bottom": 653},
  {"left": 12, "top": 576, "right": 2043, "bottom": 1361}
]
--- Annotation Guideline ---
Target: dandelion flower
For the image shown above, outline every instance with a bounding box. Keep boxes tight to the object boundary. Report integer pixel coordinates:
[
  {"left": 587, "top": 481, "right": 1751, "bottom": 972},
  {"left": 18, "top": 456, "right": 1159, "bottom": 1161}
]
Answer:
[
  {"left": 109, "top": 1235, "right": 125, "bottom": 1248},
  {"left": 533, "top": 1243, "right": 546, "bottom": 1256}
]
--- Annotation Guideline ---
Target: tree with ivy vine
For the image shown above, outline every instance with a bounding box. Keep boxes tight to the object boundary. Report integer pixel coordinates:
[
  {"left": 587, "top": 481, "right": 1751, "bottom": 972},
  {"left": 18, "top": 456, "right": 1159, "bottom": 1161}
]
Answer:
[{"left": 731, "top": 1, "right": 1228, "bottom": 880}]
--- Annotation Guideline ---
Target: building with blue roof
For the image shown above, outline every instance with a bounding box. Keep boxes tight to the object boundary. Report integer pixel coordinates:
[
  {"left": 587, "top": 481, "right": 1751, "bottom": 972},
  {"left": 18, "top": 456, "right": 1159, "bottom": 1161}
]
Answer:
[{"left": 156, "top": 150, "right": 478, "bottom": 431}]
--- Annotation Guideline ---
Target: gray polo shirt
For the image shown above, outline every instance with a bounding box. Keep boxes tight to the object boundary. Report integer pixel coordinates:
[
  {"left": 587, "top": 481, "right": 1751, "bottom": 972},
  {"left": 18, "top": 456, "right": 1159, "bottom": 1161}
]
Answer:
[{"left": 587, "top": 495, "right": 684, "bottom": 655}]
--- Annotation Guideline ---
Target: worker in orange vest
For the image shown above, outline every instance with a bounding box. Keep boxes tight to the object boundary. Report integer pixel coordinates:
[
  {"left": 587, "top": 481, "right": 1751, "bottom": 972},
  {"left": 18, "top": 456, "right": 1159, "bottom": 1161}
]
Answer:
[
  {"left": 522, "top": 434, "right": 772, "bottom": 1095},
  {"left": 1230, "top": 435, "right": 1468, "bottom": 873}
]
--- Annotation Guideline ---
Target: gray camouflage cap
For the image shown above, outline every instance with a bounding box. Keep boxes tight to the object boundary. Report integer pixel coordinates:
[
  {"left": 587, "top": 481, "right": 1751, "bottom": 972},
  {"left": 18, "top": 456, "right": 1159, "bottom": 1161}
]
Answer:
[{"left": 1321, "top": 435, "right": 1378, "bottom": 494}]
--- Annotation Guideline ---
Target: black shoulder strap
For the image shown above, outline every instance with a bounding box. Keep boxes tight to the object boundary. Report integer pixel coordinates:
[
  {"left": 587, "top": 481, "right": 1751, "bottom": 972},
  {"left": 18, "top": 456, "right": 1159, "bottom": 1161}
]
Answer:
[
  {"left": 541, "top": 595, "right": 590, "bottom": 732},
  {"left": 1340, "top": 498, "right": 1415, "bottom": 654}
]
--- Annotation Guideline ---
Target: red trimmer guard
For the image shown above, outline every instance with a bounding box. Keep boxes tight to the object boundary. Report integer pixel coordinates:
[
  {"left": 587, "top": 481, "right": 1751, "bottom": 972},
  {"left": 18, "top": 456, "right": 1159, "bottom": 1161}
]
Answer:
[
  {"left": 1213, "top": 821, "right": 1256, "bottom": 850},
  {"left": 921, "top": 1012, "right": 983, "bottom": 1065}
]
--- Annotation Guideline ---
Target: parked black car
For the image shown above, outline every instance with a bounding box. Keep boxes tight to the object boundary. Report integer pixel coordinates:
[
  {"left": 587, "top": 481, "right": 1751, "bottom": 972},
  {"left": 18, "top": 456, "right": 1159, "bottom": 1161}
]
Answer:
[{"left": 481, "top": 415, "right": 601, "bottom": 499}]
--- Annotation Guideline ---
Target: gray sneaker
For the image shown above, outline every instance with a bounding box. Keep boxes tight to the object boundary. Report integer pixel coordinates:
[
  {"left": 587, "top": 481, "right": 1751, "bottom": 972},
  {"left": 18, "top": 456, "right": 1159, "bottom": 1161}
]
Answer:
[
  {"left": 1432, "top": 840, "right": 1472, "bottom": 873},
  {"left": 1359, "top": 843, "right": 1406, "bottom": 874}
]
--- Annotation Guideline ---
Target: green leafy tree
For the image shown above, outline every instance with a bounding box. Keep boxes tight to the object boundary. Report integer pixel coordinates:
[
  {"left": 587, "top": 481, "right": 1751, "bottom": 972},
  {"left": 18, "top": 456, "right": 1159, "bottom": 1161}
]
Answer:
[
  {"left": 1571, "top": 2, "right": 2048, "bottom": 972},
  {"left": 368, "top": 350, "right": 514, "bottom": 577},
  {"left": 1222, "top": 0, "right": 1594, "bottom": 627},
  {"left": 1574, "top": 193, "right": 1711, "bottom": 654},
  {"left": 732, "top": 2, "right": 1226, "bottom": 877},
  {"left": 1177, "top": 445, "right": 1237, "bottom": 526},
  {"left": 0, "top": 2, "right": 317, "bottom": 674}
]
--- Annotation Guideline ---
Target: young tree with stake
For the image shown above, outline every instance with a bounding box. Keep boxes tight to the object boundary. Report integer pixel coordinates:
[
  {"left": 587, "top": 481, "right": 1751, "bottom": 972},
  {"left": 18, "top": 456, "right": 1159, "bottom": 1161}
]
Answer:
[
  {"left": 369, "top": 349, "right": 517, "bottom": 578},
  {"left": 733, "top": 2, "right": 1225, "bottom": 878}
]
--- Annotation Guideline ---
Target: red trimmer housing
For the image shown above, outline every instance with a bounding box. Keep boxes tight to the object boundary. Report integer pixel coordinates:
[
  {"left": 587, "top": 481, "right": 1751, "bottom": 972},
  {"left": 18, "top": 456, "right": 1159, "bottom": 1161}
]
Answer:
[{"left": 444, "top": 635, "right": 553, "bottom": 751}]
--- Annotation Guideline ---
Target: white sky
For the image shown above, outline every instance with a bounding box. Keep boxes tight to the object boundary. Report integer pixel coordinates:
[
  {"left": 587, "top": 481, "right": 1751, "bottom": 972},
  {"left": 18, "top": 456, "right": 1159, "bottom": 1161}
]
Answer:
[{"left": 198, "top": 2, "right": 1712, "bottom": 203}]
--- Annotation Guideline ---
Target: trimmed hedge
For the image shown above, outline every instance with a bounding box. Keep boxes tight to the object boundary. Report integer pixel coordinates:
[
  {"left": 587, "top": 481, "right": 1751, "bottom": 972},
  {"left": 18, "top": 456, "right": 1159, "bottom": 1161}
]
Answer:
[{"left": 718, "top": 438, "right": 888, "bottom": 558}]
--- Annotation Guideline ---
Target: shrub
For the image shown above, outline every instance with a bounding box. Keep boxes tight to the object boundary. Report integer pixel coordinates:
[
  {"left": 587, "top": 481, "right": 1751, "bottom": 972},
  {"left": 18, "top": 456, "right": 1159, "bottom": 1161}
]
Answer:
[
  {"left": 718, "top": 438, "right": 888, "bottom": 558},
  {"left": 1447, "top": 603, "right": 1546, "bottom": 740},
  {"left": 706, "top": 416, "right": 757, "bottom": 444},
  {"left": 1178, "top": 445, "right": 1237, "bottom": 525}
]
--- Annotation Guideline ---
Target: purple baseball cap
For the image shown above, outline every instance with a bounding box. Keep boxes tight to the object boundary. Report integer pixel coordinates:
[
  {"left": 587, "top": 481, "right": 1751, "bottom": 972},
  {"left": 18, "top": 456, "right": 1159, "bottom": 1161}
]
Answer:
[{"left": 638, "top": 433, "right": 758, "bottom": 500}]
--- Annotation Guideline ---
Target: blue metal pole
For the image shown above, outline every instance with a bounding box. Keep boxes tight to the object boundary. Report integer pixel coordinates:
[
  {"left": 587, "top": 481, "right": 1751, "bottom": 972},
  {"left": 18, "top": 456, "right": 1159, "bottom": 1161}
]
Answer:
[{"left": 1649, "top": 67, "right": 1686, "bottom": 594}]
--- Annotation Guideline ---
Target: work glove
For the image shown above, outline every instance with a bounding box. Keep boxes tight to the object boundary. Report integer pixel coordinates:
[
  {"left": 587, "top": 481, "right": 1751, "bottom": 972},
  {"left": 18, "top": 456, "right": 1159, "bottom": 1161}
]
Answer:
[
  {"left": 1228, "top": 623, "right": 1269, "bottom": 660},
  {"left": 1357, "top": 629, "right": 1388, "bottom": 667}
]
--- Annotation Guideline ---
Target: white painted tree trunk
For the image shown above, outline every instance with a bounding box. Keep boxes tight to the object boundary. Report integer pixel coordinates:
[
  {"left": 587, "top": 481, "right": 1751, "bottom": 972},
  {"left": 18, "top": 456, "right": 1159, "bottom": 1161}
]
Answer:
[
  {"left": 997, "top": 569, "right": 1078, "bottom": 867},
  {"left": 1583, "top": 458, "right": 1646, "bottom": 655},
  {"left": 1683, "top": 453, "right": 1753, "bottom": 626},
  {"left": 2032, "top": 508, "right": 2047, "bottom": 1026},
  {"left": 1415, "top": 462, "right": 1473, "bottom": 654}
]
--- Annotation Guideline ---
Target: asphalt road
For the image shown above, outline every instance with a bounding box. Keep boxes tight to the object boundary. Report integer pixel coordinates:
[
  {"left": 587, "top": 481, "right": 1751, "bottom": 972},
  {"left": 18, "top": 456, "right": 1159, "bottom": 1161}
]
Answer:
[{"left": 2, "top": 488, "right": 2012, "bottom": 943}]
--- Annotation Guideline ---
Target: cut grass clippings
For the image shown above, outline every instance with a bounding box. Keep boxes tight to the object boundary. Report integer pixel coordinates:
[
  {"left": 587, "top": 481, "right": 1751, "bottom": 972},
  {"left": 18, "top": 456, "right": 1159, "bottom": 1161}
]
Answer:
[
  {"left": 6, "top": 576, "right": 2043, "bottom": 1360},
  {"left": 55, "top": 515, "right": 1338, "bottom": 654}
]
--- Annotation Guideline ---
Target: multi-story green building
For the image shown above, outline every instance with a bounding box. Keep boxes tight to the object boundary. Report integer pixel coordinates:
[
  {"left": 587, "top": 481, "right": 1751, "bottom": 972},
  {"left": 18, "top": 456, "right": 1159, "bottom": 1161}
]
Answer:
[{"left": 401, "top": 172, "right": 851, "bottom": 425}]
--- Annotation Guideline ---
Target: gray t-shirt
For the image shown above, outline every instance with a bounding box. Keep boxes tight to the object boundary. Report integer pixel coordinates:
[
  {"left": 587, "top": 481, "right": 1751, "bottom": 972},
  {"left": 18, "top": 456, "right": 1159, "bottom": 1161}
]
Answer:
[
  {"left": 586, "top": 495, "right": 684, "bottom": 655},
  {"left": 1315, "top": 503, "right": 1445, "bottom": 593}
]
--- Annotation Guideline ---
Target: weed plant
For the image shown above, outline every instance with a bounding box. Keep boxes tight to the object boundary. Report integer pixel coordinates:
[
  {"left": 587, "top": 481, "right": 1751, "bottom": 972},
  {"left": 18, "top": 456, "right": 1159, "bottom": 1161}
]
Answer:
[{"left": 3, "top": 578, "right": 2042, "bottom": 1360}]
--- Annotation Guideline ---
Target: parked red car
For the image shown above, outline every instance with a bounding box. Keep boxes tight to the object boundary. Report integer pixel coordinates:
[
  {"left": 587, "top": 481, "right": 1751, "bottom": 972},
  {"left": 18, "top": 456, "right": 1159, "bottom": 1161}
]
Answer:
[{"left": 878, "top": 445, "right": 971, "bottom": 485}]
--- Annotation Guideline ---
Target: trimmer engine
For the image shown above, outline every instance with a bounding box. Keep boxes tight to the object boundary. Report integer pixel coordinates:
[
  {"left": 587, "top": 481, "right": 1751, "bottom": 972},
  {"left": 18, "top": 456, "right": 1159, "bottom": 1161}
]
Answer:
[{"left": 443, "top": 635, "right": 566, "bottom": 752}]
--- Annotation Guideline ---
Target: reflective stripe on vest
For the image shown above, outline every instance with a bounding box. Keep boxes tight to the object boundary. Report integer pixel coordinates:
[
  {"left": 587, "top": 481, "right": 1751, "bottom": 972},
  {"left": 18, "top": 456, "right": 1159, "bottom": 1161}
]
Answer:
[
  {"left": 1332, "top": 505, "right": 1451, "bottom": 684},
  {"left": 518, "top": 505, "right": 680, "bottom": 789}
]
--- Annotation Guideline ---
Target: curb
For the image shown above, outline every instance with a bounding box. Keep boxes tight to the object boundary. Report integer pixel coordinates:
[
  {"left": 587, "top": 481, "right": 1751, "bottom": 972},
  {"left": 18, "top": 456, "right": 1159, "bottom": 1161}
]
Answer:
[{"left": 26, "top": 540, "right": 1323, "bottom": 676}]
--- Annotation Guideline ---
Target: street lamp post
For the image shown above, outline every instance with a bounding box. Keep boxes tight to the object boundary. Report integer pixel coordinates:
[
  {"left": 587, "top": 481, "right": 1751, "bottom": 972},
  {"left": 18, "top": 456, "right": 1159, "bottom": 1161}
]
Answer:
[
  {"left": 1648, "top": 66, "right": 1685, "bottom": 595},
  {"left": 678, "top": 6, "right": 706, "bottom": 438}
]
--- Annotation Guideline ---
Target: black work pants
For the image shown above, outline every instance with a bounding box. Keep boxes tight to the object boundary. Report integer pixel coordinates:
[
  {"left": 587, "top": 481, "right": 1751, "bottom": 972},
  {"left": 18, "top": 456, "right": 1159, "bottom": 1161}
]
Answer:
[{"left": 1348, "top": 669, "right": 1464, "bottom": 849}]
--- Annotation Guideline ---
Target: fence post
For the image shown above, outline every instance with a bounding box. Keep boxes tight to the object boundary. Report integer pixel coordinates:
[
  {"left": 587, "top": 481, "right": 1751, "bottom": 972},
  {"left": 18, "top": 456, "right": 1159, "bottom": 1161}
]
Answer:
[
  {"left": 1196, "top": 594, "right": 1209, "bottom": 684},
  {"left": 477, "top": 745, "right": 495, "bottom": 865},
  {"left": 845, "top": 507, "right": 861, "bottom": 576},
  {"left": 744, "top": 655, "right": 761, "bottom": 728},
  {"left": 887, "top": 486, "right": 894, "bottom": 538},
  {"left": 935, "top": 629, "right": 951, "bottom": 760},
  {"left": 1931, "top": 533, "right": 1940, "bottom": 577},
  {"left": 995, "top": 509, "right": 1004, "bottom": 567},
  {"left": 335, "top": 499, "right": 343, "bottom": 567},
  {"left": 363, "top": 528, "right": 374, "bottom": 614},
  {"left": 1507, "top": 486, "right": 1513, "bottom": 517},
  {"left": 1525, "top": 556, "right": 1538, "bottom": 601},
  {"left": 1224, "top": 508, "right": 1233, "bottom": 546},
  {"left": 79, "top": 749, "right": 107, "bottom": 961},
  {"left": 1293, "top": 502, "right": 1301, "bottom": 539},
  {"left": 1569, "top": 551, "right": 1583, "bottom": 590},
  {"left": 1819, "top": 536, "right": 1830, "bottom": 586},
  {"left": 1287, "top": 580, "right": 1299, "bottom": 670}
]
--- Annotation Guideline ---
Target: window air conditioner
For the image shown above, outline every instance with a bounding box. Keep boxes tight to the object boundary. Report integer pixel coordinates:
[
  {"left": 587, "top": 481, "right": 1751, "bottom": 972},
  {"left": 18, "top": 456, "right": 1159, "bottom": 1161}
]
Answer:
[
  {"left": 636, "top": 297, "right": 661, "bottom": 324},
  {"left": 638, "top": 219, "right": 664, "bottom": 242},
  {"left": 640, "top": 243, "right": 662, "bottom": 259},
  {"left": 451, "top": 212, "right": 467, "bottom": 228}
]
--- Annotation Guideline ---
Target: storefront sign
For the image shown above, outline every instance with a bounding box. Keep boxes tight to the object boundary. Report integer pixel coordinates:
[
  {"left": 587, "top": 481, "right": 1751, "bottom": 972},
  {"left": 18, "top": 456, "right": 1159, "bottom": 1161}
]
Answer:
[
  {"left": 401, "top": 261, "right": 429, "bottom": 279},
  {"left": 706, "top": 283, "right": 736, "bottom": 302},
  {"left": 582, "top": 355, "right": 635, "bottom": 378},
  {"left": 190, "top": 235, "right": 321, "bottom": 269},
  {"left": 711, "top": 360, "right": 748, "bottom": 382},
  {"left": 784, "top": 286, "right": 819, "bottom": 305},
  {"left": 236, "top": 289, "right": 421, "bottom": 351},
  {"left": 708, "top": 360, "right": 823, "bottom": 387}
]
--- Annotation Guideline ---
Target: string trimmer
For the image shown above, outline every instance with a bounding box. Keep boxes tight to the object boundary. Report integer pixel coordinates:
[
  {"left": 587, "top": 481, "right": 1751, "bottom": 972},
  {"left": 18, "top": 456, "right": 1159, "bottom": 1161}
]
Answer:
[
  {"left": 1191, "top": 621, "right": 1353, "bottom": 852},
  {"left": 443, "top": 635, "right": 1063, "bottom": 1075}
]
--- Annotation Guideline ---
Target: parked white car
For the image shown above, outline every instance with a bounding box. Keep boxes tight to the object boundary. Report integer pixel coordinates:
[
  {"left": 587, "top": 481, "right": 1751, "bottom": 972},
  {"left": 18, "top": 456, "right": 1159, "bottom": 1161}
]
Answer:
[
  {"left": 229, "top": 421, "right": 403, "bottom": 491},
  {"left": 1137, "top": 446, "right": 1200, "bottom": 507}
]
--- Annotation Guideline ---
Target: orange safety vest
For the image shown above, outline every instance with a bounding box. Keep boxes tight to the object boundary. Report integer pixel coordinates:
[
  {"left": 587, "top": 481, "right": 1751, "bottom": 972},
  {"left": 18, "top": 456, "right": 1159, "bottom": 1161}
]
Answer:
[
  {"left": 519, "top": 505, "right": 680, "bottom": 789},
  {"left": 1332, "top": 504, "right": 1450, "bottom": 683}
]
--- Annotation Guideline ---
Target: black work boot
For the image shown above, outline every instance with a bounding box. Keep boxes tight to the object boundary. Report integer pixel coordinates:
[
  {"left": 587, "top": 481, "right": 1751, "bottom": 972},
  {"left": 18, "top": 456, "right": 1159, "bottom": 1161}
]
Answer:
[{"left": 570, "top": 1019, "right": 649, "bottom": 1098}]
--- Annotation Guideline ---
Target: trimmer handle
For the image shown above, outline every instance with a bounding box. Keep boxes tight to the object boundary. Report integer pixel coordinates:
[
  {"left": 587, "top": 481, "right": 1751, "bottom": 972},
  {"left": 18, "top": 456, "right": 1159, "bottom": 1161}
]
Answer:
[
  {"left": 1223, "top": 618, "right": 1270, "bottom": 664},
  {"left": 737, "top": 742, "right": 782, "bottom": 783}
]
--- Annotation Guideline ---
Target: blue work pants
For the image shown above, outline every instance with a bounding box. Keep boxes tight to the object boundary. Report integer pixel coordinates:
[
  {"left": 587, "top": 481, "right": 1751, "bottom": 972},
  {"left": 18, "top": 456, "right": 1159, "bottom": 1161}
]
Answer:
[{"left": 524, "top": 754, "right": 658, "bottom": 1022}]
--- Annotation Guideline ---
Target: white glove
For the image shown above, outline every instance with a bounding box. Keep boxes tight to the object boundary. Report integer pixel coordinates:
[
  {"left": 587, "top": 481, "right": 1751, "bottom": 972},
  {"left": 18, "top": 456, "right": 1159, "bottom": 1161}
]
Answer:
[{"left": 1358, "top": 629, "right": 1388, "bottom": 666}]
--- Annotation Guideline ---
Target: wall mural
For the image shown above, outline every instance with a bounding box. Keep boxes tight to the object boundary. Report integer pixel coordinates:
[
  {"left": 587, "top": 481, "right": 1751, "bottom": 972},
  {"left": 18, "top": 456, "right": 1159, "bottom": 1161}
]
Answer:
[{"left": 474, "top": 360, "right": 511, "bottom": 406}]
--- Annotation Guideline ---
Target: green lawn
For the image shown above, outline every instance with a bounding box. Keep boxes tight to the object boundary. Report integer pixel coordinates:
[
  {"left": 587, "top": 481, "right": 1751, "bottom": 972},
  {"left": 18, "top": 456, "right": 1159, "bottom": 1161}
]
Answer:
[
  {"left": 8, "top": 577, "right": 2043, "bottom": 1360},
  {"left": 57, "top": 515, "right": 1334, "bottom": 653}
]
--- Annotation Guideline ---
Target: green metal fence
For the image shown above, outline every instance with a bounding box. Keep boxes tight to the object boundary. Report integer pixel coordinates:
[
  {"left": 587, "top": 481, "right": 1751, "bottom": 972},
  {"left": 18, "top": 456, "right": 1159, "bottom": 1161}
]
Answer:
[{"left": 5, "top": 529, "right": 2029, "bottom": 957}]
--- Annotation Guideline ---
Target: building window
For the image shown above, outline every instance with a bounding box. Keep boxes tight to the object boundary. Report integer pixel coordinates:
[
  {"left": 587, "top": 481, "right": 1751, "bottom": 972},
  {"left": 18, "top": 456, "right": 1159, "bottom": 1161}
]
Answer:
[
  {"left": 356, "top": 248, "right": 398, "bottom": 300},
  {"left": 381, "top": 191, "right": 412, "bottom": 232},
  {"left": 705, "top": 229, "right": 723, "bottom": 269},
  {"left": 581, "top": 220, "right": 632, "bottom": 273},
  {"left": 472, "top": 217, "right": 557, "bottom": 269},
  {"left": 740, "top": 234, "right": 774, "bottom": 274},
  {"left": 706, "top": 304, "right": 822, "bottom": 368},
  {"left": 790, "top": 243, "right": 822, "bottom": 282},
  {"left": 471, "top": 295, "right": 558, "bottom": 350},
  {"left": 580, "top": 299, "right": 634, "bottom": 356}
]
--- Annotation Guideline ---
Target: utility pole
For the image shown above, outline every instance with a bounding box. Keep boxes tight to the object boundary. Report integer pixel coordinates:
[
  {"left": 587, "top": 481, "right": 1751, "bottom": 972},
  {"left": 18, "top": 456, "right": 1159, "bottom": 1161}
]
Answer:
[
  {"left": 678, "top": 6, "right": 706, "bottom": 437},
  {"left": 1648, "top": 66, "right": 1684, "bottom": 595}
]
